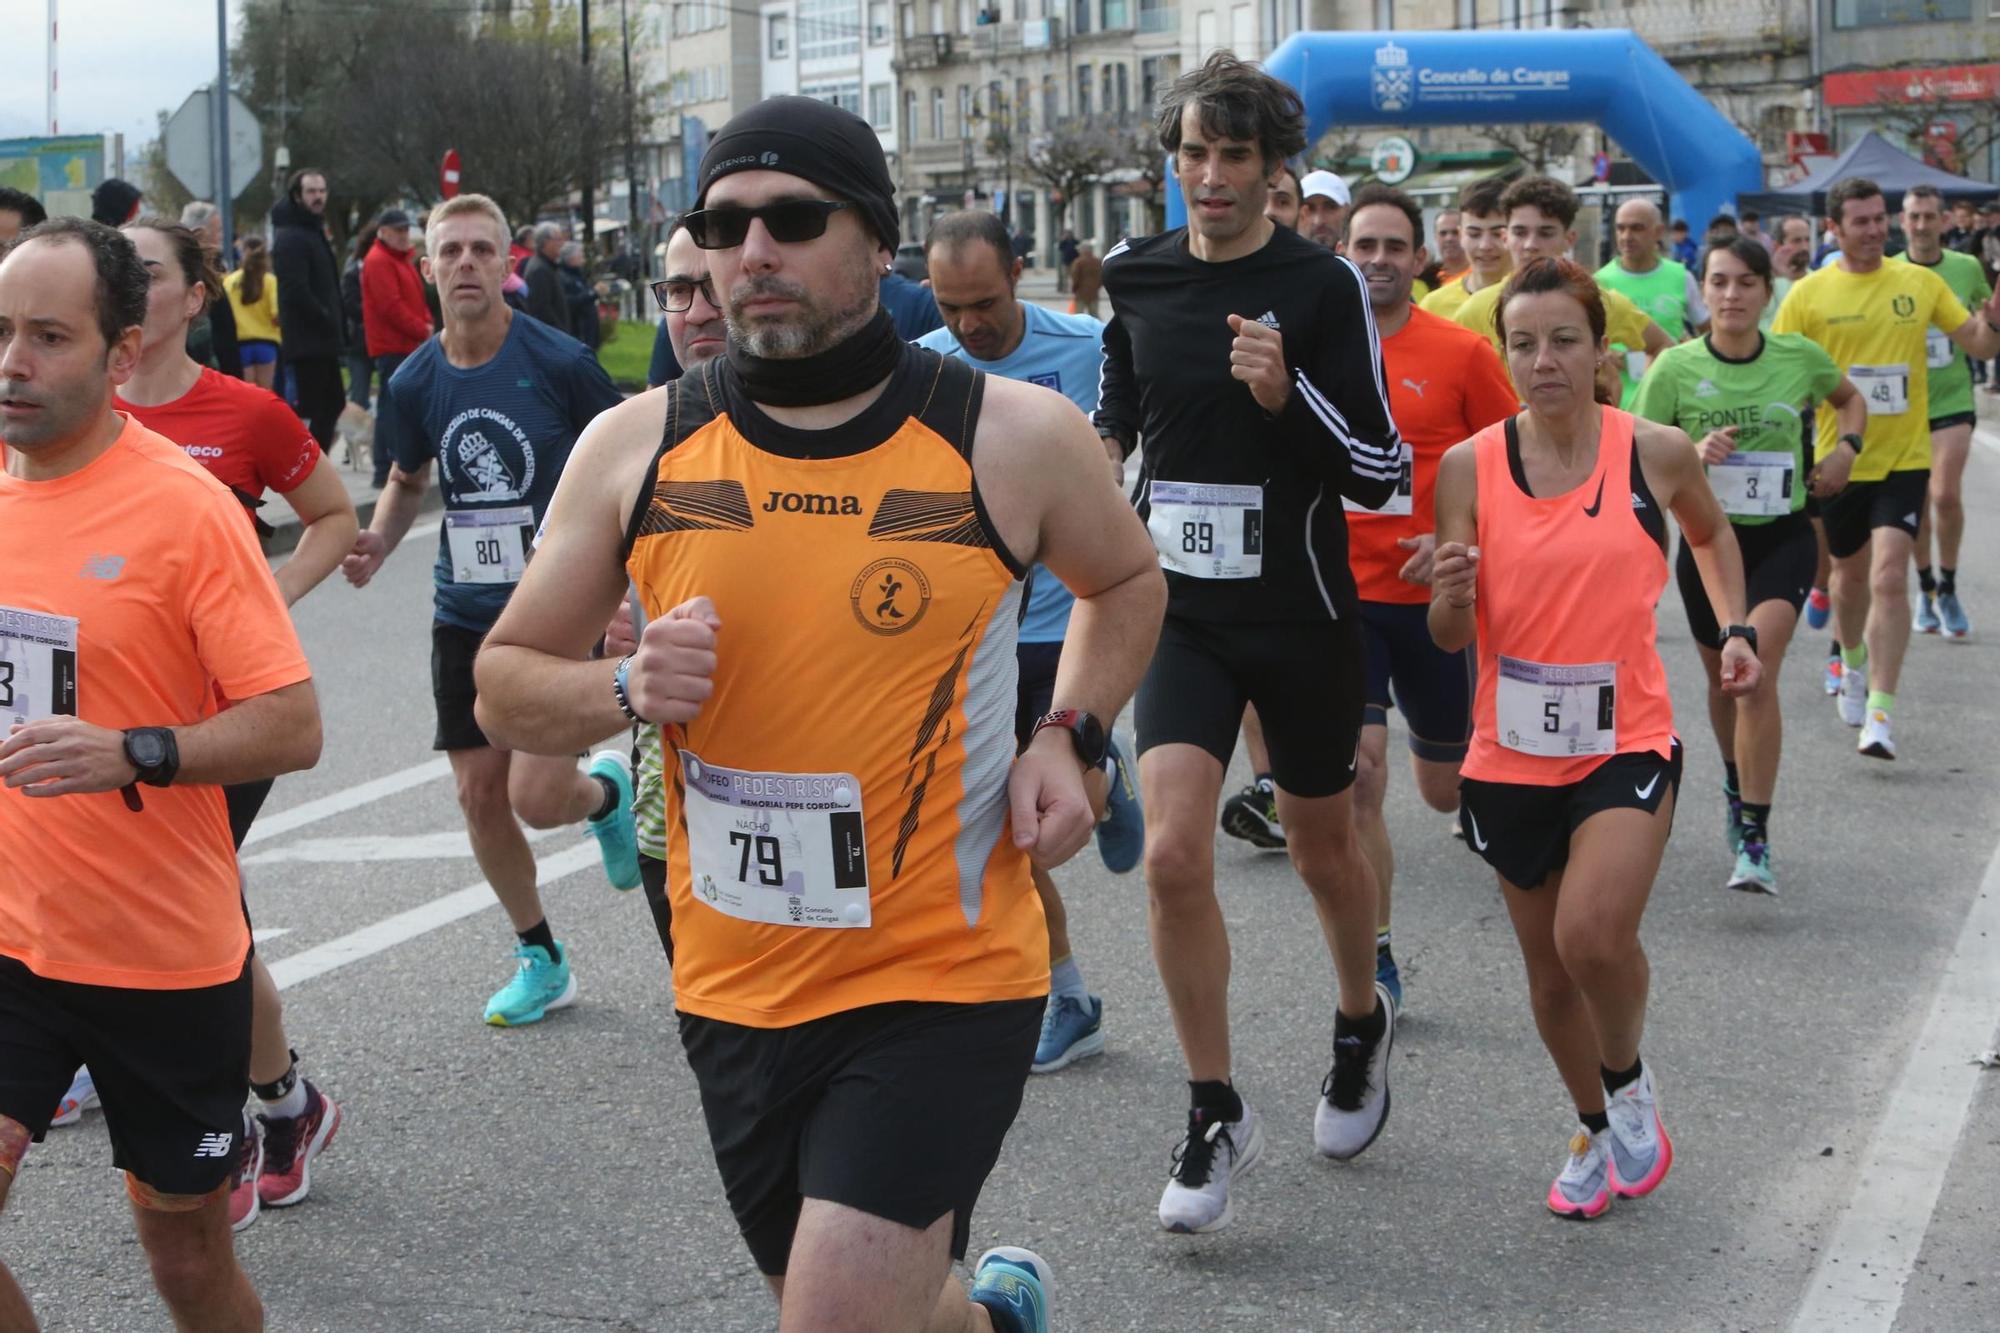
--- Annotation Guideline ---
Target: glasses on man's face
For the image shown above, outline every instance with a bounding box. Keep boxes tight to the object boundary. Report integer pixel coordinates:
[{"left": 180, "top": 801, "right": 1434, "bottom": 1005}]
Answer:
[
  {"left": 651, "top": 275, "right": 720, "bottom": 314},
  {"left": 682, "top": 199, "right": 853, "bottom": 250}
]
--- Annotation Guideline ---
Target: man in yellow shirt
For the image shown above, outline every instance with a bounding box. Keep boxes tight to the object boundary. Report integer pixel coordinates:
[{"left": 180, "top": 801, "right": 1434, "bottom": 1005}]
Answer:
[
  {"left": 1451, "top": 175, "right": 1673, "bottom": 372},
  {"left": 1773, "top": 176, "right": 2000, "bottom": 760},
  {"left": 1420, "top": 177, "right": 1509, "bottom": 323}
]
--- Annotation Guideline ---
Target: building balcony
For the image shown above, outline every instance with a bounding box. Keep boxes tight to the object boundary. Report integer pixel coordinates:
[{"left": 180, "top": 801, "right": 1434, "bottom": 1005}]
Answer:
[
  {"left": 966, "top": 17, "right": 1065, "bottom": 57},
  {"left": 1616, "top": 0, "right": 1804, "bottom": 61},
  {"left": 895, "top": 33, "right": 952, "bottom": 71}
]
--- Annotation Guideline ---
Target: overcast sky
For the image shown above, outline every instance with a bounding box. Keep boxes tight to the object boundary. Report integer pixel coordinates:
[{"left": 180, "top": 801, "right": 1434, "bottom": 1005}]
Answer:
[{"left": 0, "top": 1, "right": 248, "bottom": 156}]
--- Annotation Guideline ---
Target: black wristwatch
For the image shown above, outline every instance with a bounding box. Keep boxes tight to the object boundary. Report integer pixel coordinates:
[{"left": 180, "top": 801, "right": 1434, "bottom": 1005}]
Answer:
[
  {"left": 1030, "top": 709, "right": 1109, "bottom": 769},
  {"left": 122, "top": 727, "right": 181, "bottom": 787},
  {"left": 1838, "top": 431, "right": 1864, "bottom": 455},
  {"left": 1720, "top": 624, "right": 1760, "bottom": 654}
]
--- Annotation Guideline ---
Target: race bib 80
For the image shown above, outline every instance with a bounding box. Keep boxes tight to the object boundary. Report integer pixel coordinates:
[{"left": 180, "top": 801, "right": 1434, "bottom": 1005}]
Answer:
[{"left": 445, "top": 506, "right": 535, "bottom": 585}]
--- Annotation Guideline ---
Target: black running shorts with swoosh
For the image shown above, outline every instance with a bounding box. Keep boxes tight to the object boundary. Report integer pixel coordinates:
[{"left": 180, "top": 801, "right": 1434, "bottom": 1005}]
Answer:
[
  {"left": 1136, "top": 614, "right": 1366, "bottom": 798},
  {"left": 1457, "top": 741, "right": 1682, "bottom": 891},
  {"left": 678, "top": 997, "right": 1043, "bottom": 1276}
]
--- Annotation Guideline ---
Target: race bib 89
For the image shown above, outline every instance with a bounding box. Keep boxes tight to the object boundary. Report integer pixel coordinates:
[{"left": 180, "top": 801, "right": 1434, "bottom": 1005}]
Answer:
[{"left": 1147, "top": 481, "right": 1264, "bottom": 579}]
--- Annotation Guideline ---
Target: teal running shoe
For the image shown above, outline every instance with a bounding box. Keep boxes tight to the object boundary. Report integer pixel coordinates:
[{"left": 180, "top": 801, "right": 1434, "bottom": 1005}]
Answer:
[
  {"left": 1914, "top": 592, "right": 1941, "bottom": 635},
  {"left": 586, "top": 751, "right": 641, "bottom": 890},
  {"left": 970, "top": 1246, "right": 1053, "bottom": 1333},
  {"left": 1723, "top": 786, "right": 1744, "bottom": 855},
  {"left": 1726, "top": 841, "right": 1777, "bottom": 897},
  {"left": 1938, "top": 591, "right": 1972, "bottom": 641},
  {"left": 484, "top": 943, "right": 575, "bottom": 1027}
]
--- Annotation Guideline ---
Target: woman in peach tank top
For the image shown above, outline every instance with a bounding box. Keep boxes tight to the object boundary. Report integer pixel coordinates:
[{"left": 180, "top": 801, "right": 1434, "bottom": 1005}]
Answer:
[{"left": 1429, "top": 259, "right": 1760, "bottom": 1221}]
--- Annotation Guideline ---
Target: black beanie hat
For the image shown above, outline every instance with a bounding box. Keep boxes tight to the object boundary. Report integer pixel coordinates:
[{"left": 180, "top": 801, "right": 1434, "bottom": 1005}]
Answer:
[
  {"left": 696, "top": 96, "right": 899, "bottom": 253},
  {"left": 90, "top": 178, "right": 143, "bottom": 228}
]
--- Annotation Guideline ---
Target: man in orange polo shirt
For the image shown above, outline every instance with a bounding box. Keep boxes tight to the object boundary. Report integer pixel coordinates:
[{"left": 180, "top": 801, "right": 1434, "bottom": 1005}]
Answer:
[
  {"left": 1342, "top": 184, "right": 1519, "bottom": 1012},
  {"left": 0, "top": 218, "right": 322, "bottom": 1331}
]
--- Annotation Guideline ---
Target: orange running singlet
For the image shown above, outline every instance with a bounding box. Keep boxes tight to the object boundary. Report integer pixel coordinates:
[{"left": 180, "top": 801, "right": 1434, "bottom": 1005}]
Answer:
[
  {"left": 1460, "top": 409, "right": 1676, "bottom": 787},
  {"left": 624, "top": 350, "right": 1047, "bottom": 1028}
]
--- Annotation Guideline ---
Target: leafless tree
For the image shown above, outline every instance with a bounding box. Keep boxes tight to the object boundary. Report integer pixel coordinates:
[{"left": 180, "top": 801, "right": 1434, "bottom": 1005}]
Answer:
[
  {"left": 1012, "top": 120, "right": 1121, "bottom": 240},
  {"left": 1477, "top": 123, "right": 1581, "bottom": 174}
]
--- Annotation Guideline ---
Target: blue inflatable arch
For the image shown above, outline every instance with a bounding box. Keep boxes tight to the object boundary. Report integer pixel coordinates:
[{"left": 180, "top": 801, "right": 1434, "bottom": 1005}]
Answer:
[{"left": 1166, "top": 30, "right": 1762, "bottom": 237}]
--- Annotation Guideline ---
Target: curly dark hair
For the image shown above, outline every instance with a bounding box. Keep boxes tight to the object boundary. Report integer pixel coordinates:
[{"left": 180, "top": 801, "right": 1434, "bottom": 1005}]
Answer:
[
  {"left": 1499, "top": 175, "right": 1579, "bottom": 230},
  {"left": 3, "top": 216, "right": 149, "bottom": 351},
  {"left": 0, "top": 186, "right": 47, "bottom": 230},
  {"left": 1157, "top": 51, "right": 1307, "bottom": 173}
]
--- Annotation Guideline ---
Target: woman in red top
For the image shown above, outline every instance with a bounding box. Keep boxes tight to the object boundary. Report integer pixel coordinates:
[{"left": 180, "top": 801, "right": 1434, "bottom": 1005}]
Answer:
[
  {"left": 1430, "top": 259, "right": 1759, "bottom": 1221},
  {"left": 110, "top": 219, "right": 356, "bottom": 1227}
]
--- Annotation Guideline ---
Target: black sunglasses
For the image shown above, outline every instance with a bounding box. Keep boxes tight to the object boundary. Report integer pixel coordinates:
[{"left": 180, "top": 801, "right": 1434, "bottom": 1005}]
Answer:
[
  {"left": 650, "top": 275, "right": 721, "bottom": 314},
  {"left": 683, "top": 200, "right": 854, "bottom": 250}
]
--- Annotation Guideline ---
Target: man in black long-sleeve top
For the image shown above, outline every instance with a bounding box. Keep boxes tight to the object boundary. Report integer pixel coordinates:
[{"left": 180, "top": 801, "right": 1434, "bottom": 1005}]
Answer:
[
  {"left": 522, "top": 222, "right": 574, "bottom": 336},
  {"left": 1093, "top": 52, "right": 1405, "bottom": 1237},
  {"left": 270, "top": 168, "right": 346, "bottom": 450}
]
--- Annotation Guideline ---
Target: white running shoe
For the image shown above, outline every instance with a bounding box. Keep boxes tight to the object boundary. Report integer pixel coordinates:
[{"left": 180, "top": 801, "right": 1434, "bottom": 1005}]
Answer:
[
  {"left": 50, "top": 1067, "right": 97, "bottom": 1127},
  {"left": 1314, "top": 981, "right": 1395, "bottom": 1160},
  {"left": 1835, "top": 666, "right": 1868, "bottom": 727},
  {"left": 1158, "top": 1102, "right": 1264, "bottom": 1233},
  {"left": 1605, "top": 1064, "right": 1674, "bottom": 1199},
  {"left": 1547, "top": 1127, "right": 1613, "bottom": 1219},
  {"left": 1858, "top": 709, "right": 1896, "bottom": 760}
]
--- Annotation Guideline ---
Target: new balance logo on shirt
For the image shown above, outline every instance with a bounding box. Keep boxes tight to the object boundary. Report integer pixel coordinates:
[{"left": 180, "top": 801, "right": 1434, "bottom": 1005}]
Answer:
[
  {"left": 194, "top": 1132, "right": 233, "bottom": 1158},
  {"left": 80, "top": 555, "right": 125, "bottom": 580}
]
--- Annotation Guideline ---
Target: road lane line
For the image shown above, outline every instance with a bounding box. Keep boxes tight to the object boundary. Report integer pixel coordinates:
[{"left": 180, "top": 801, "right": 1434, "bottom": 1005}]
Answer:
[
  {"left": 241, "top": 758, "right": 452, "bottom": 847},
  {"left": 267, "top": 842, "right": 599, "bottom": 991},
  {"left": 1788, "top": 833, "right": 2000, "bottom": 1331},
  {"left": 1975, "top": 424, "right": 2000, "bottom": 457},
  {"left": 244, "top": 826, "right": 562, "bottom": 866}
]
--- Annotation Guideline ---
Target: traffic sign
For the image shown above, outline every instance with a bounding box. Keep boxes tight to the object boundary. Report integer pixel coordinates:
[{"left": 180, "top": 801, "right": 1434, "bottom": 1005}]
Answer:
[
  {"left": 162, "top": 86, "right": 261, "bottom": 201},
  {"left": 1371, "top": 135, "right": 1416, "bottom": 185},
  {"left": 440, "top": 149, "right": 462, "bottom": 200}
]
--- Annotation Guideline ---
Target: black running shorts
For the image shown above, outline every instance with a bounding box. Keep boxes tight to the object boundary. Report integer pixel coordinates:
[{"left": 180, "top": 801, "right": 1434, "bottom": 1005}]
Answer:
[
  {"left": 1358, "top": 601, "right": 1474, "bottom": 763},
  {"left": 0, "top": 954, "right": 253, "bottom": 1196},
  {"left": 1014, "top": 640, "right": 1063, "bottom": 752},
  {"left": 224, "top": 779, "right": 275, "bottom": 850},
  {"left": 1677, "top": 513, "right": 1818, "bottom": 648},
  {"left": 1929, "top": 410, "right": 1977, "bottom": 432},
  {"left": 1458, "top": 741, "right": 1682, "bottom": 891},
  {"left": 1820, "top": 469, "right": 1928, "bottom": 560},
  {"left": 431, "top": 621, "right": 491, "bottom": 751},
  {"left": 1136, "top": 614, "right": 1365, "bottom": 798},
  {"left": 678, "top": 997, "right": 1042, "bottom": 1276}
]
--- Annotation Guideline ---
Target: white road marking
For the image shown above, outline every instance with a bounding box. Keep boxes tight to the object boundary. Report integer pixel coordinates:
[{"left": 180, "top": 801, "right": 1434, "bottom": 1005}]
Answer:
[
  {"left": 240, "top": 758, "right": 452, "bottom": 847},
  {"left": 1788, "top": 832, "right": 2000, "bottom": 1331},
  {"left": 243, "top": 826, "right": 562, "bottom": 866},
  {"left": 268, "top": 842, "right": 601, "bottom": 992},
  {"left": 251, "top": 928, "right": 290, "bottom": 944}
]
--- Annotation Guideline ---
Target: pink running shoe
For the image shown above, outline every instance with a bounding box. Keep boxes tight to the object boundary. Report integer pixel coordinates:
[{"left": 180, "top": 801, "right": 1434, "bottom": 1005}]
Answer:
[
  {"left": 258, "top": 1080, "right": 343, "bottom": 1208},
  {"left": 1605, "top": 1065, "right": 1674, "bottom": 1199},
  {"left": 228, "top": 1114, "right": 264, "bottom": 1232},
  {"left": 1547, "top": 1128, "right": 1613, "bottom": 1220}
]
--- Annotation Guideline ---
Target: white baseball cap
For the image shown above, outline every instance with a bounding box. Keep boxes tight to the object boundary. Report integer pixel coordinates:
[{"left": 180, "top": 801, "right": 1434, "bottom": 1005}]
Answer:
[{"left": 1299, "top": 170, "right": 1351, "bottom": 206}]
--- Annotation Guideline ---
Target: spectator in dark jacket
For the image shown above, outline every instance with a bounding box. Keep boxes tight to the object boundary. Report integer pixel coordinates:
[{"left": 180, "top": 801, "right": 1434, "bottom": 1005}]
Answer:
[
  {"left": 342, "top": 222, "right": 379, "bottom": 412},
  {"left": 90, "top": 177, "right": 143, "bottom": 227},
  {"left": 179, "top": 200, "right": 241, "bottom": 378},
  {"left": 271, "top": 168, "right": 346, "bottom": 450},
  {"left": 559, "top": 241, "right": 600, "bottom": 349},
  {"left": 522, "top": 222, "right": 572, "bottom": 335}
]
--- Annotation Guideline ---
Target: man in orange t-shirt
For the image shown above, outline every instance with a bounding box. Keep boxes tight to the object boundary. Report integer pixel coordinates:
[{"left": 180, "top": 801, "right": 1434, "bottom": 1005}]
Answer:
[
  {"left": 0, "top": 218, "right": 321, "bottom": 1331},
  {"left": 1342, "top": 185, "right": 1519, "bottom": 1010}
]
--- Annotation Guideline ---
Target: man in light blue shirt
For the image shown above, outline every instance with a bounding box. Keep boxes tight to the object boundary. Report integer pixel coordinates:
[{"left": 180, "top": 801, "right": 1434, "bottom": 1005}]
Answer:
[{"left": 918, "top": 210, "right": 1140, "bottom": 1076}]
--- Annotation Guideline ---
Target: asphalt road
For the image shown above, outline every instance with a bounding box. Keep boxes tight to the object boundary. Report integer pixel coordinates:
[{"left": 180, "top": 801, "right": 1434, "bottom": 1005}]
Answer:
[{"left": 8, "top": 438, "right": 1999, "bottom": 1333}]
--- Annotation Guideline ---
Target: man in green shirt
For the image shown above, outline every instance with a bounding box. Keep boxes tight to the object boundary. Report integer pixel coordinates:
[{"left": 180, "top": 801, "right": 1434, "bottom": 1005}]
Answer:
[
  {"left": 1896, "top": 184, "right": 1990, "bottom": 638},
  {"left": 1597, "top": 198, "right": 1703, "bottom": 409}
]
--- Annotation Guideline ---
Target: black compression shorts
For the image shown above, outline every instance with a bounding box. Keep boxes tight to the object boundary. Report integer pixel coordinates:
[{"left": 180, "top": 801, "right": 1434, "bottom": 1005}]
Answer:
[
  {"left": 1135, "top": 614, "right": 1365, "bottom": 798},
  {"left": 1677, "top": 513, "right": 1818, "bottom": 648},
  {"left": 1820, "top": 470, "right": 1928, "bottom": 560},
  {"left": 1359, "top": 601, "right": 1474, "bottom": 764}
]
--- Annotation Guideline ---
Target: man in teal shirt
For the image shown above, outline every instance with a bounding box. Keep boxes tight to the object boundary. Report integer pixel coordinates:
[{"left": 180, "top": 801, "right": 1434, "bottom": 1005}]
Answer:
[
  {"left": 1597, "top": 198, "right": 1704, "bottom": 408},
  {"left": 1896, "top": 184, "right": 1991, "bottom": 637}
]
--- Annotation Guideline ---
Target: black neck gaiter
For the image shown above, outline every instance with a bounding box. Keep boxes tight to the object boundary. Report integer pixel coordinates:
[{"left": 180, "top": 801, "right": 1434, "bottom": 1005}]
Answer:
[{"left": 727, "top": 306, "right": 903, "bottom": 408}]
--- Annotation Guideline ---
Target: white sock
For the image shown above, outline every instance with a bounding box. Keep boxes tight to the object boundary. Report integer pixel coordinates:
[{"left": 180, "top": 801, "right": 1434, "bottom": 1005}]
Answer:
[{"left": 261, "top": 1078, "right": 308, "bottom": 1120}]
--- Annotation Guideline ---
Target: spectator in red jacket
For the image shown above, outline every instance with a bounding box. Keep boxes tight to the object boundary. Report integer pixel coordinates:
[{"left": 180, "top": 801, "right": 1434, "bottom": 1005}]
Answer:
[{"left": 361, "top": 208, "right": 434, "bottom": 485}]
